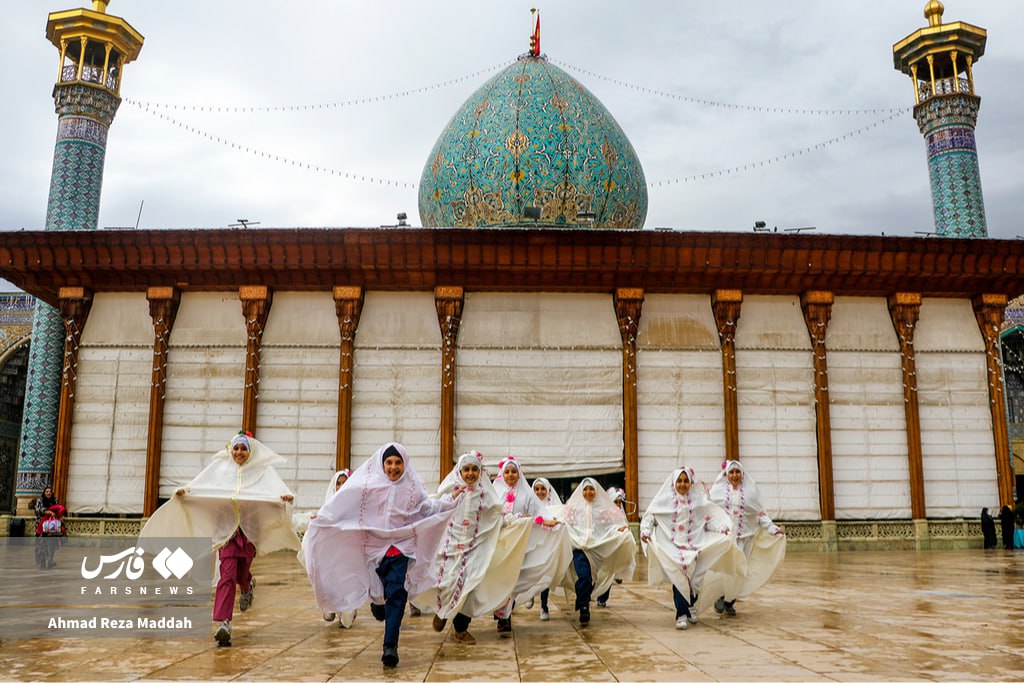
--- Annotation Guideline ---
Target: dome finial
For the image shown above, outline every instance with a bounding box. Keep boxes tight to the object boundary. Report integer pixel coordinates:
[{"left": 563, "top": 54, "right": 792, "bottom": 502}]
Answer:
[
  {"left": 529, "top": 8, "right": 541, "bottom": 57},
  {"left": 924, "top": 0, "right": 944, "bottom": 27},
  {"left": 93, "top": 0, "right": 109, "bottom": 13}
]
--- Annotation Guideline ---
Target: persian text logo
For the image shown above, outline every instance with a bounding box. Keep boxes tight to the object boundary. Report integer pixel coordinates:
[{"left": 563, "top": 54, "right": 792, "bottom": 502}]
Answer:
[{"left": 80, "top": 546, "right": 194, "bottom": 581}]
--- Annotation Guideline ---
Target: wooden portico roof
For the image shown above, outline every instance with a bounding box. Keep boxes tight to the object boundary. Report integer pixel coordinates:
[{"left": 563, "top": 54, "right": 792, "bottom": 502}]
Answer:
[{"left": 2, "top": 226, "right": 1023, "bottom": 306}]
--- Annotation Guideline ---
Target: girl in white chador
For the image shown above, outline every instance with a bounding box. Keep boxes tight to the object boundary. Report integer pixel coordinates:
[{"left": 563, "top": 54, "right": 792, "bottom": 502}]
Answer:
[
  {"left": 304, "top": 443, "right": 461, "bottom": 669},
  {"left": 707, "top": 460, "right": 786, "bottom": 616},
  {"left": 139, "top": 432, "right": 300, "bottom": 647},
  {"left": 595, "top": 486, "right": 633, "bottom": 608},
  {"left": 490, "top": 457, "right": 569, "bottom": 635},
  {"left": 313, "top": 469, "right": 358, "bottom": 628},
  {"left": 419, "top": 452, "right": 533, "bottom": 644},
  {"left": 529, "top": 477, "right": 563, "bottom": 620},
  {"left": 640, "top": 466, "right": 745, "bottom": 630},
  {"left": 560, "top": 478, "right": 636, "bottom": 627}
]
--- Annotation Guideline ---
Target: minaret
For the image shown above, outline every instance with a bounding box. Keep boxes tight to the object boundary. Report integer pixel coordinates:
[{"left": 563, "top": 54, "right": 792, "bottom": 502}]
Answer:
[
  {"left": 15, "top": 2, "right": 143, "bottom": 511},
  {"left": 893, "top": 1, "right": 988, "bottom": 237}
]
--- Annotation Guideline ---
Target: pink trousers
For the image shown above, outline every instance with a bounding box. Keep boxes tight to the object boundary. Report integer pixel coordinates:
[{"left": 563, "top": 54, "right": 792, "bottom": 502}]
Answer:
[{"left": 213, "top": 529, "right": 256, "bottom": 621}]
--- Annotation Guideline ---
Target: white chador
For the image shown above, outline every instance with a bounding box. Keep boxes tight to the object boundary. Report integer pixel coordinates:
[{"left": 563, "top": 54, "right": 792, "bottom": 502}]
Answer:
[
  {"left": 139, "top": 435, "right": 300, "bottom": 555},
  {"left": 641, "top": 467, "right": 745, "bottom": 612},
  {"left": 303, "top": 443, "right": 457, "bottom": 616},
  {"left": 414, "top": 452, "right": 532, "bottom": 619},
  {"left": 707, "top": 460, "right": 786, "bottom": 600},
  {"left": 491, "top": 459, "right": 571, "bottom": 611},
  {"left": 561, "top": 478, "right": 636, "bottom": 600}
]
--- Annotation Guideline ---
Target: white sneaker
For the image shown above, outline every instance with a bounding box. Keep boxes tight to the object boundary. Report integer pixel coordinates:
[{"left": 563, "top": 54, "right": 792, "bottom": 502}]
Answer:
[
  {"left": 675, "top": 616, "right": 688, "bottom": 630},
  {"left": 539, "top": 609, "right": 550, "bottom": 621},
  {"left": 687, "top": 611, "right": 698, "bottom": 624},
  {"left": 215, "top": 620, "right": 232, "bottom": 645},
  {"left": 524, "top": 597, "right": 535, "bottom": 609},
  {"left": 323, "top": 612, "right": 336, "bottom": 622}
]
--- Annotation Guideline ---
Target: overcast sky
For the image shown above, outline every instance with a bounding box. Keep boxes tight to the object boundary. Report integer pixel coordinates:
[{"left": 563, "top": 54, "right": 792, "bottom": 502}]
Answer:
[{"left": 1, "top": 1, "right": 1022, "bottom": 249}]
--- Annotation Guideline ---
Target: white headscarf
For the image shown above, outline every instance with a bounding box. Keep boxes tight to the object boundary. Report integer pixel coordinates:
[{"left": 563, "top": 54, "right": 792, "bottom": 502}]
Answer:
[
  {"left": 705, "top": 460, "right": 786, "bottom": 601},
  {"left": 493, "top": 457, "right": 544, "bottom": 518},
  {"left": 417, "top": 451, "right": 532, "bottom": 619},
  {"left": 641, "top": 467, "right": 745, "bottom": 612},
  {"left": 531, "top": 477, "right": 563, "bottom": 513},
  {"left": 560, "top": 478, "right": 636, "bottom": 599},
  {"left": 303, "top": 442, "right": 458, "bottom": 615},
  {"left": 139, "top": 434, "right": 300, "bottom": 554},
  {"left": 324, "top": 469, "right": 352, "bottom": 505}
]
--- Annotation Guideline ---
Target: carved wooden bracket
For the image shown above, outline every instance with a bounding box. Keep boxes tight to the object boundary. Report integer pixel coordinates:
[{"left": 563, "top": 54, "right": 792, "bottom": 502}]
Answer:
[
  {"left": 973, "top": 293, "right": 1013, "bottom": 507},
  {"left": 52, "top": 286, "right": 93, "bottom": 504},
  {"left": 712, "top": 290, "right": 743, "bottom": 461},
  {"left": 614, "top": 288, "right": 644, "bottom": 522},
  {"left": 801, "top": 291, "right": 835, "bottom": 521},
  {"left": 144, "top": 286, "right": 181, "bottom": 516},
  {"left": 888, "top": 292, "right": 925, "bottom": 519}
]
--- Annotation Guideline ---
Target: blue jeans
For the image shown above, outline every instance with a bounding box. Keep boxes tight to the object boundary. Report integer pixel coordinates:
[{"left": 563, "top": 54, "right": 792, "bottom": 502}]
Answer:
[
  {"left": 375, "top": 553, "right": 409, "bottom": 647},
  {"left": 672, "top": 585, "right": 693, "bottom": 619},
  {"left": 572, "top": 549, "right": 593, "bottom": 610}
]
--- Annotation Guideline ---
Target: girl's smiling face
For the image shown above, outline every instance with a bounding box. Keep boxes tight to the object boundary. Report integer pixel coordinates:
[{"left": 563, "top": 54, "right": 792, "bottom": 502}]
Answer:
[
  {"left": 533, "top": 482, "right": 548, "bottom": 500},
  {"left": 727, "top": 468, "right": 743, "bottom": 488},
  {"left": 582, "top": 485, "right": 596, "bottom": 502},
  {"left": 502, "top": 465, "right": 520, "bottom": 488},
  {"left": 383, "top": 455, "right": 404, "bottom": 482},
  {"left": 335, "top": 474, "right": 348, "bottom": 490},
  {"left": 231, "top": 442, "right": 250, "bottom": 465},
  {"left": 675, "top": 471, "right": 691, "bottom": 496},
  {"left": 460, "top": 463, "right": 480, "bottom": 486}
]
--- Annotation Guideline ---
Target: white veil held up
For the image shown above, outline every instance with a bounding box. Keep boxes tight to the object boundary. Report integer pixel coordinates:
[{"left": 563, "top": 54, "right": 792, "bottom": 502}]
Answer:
[
  {"left": 560, "top": 478, "right": 636, "bottom": 601},
  {"left": 303, "top": 442, "right": 458, "bottom": 616},
  {"left": 139, "top": 434, "right": 300, "bottom": 555},
  {"left": 706, "top": 460, "right": 786, "bottom": 600},
  {"left": 640, "top": 466, "right": 746, "bottom": 614}
]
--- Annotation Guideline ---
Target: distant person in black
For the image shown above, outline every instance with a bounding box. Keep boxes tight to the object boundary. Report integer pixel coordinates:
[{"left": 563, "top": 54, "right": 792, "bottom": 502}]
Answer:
[
  {"left": 999, "top": 506, "right": 1015, "bottom": 550},
  {"left": 980, "top": 508, "right": 997, "bottom": 549}
]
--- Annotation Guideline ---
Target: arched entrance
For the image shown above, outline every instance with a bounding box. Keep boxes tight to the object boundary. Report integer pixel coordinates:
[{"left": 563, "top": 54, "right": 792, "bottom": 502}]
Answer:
[{"left": 0, "top": 337, "right": 30, "bottom": 513}]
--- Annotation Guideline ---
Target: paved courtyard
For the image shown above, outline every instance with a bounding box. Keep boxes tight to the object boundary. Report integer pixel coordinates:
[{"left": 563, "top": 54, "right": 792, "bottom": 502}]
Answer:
[{"left": 1, "top": 549, "right": 1022, "bottom": 682}]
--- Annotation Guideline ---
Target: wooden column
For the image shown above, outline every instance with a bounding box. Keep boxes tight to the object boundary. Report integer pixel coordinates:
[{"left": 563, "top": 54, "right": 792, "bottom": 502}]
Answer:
[
  {"left": 973, "top": 293, "right": 1014, "bottom": 507},
  {"left": 712, "top": 290, "right": 743, "bottom": 461},
  {"left": 614, "top": 288, "right": 644, "bottom": 522},
  {"left": 801, "top": 291, "right": 836, "bottom": 521},
  {"left": 240, "top": 286, "right": 272, "bottom": 435},
  {"left": 334, "top": 286, "right": 364, "bottom": 472},
  {"left": 888, "top": 293, "right": 926, "bottom": 519},
  {"left": 144, "top": 286, "right": 180, "bottom": 516},
  {"left": 51, "top": 287, "right": 93, "bottom": 504},
  {"left": 435, "top": 286, "right": 464, "bottom": 482}
]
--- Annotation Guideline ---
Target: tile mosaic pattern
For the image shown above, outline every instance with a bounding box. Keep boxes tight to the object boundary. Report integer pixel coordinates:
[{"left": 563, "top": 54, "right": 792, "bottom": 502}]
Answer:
[
  {"left": 16, "top": 88, "right": 115, "bottom": 496},
  {"left": 418, "top": 55, "right": 647, "bottom": 229},
  {"left": 914, "top": 94, "right": 987, "bottom": 238}
]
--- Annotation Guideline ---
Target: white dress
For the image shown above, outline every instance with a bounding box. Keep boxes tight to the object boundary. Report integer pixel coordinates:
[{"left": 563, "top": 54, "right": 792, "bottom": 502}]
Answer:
[
  {"left": 491, "top": 460, "right": 571, "bottom": 614},
  {"left": 707, "top": 460, "right": 786, "bottom": 601},
  {"left": 641, "top": 467, "right": 746, "bottom": 613},
  {"left": 303, "top": 443, "right": 458, "bottom": 616},
  {"left": 561, "top": 478, "right": 637, "bottom": 602},
  {"left": 412, "top": 452, "right": 533, "bottom": 619}
]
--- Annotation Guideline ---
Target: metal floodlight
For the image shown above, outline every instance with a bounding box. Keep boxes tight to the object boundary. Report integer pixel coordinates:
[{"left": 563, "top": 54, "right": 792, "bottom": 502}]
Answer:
[{"left": 523, "top": 206, "right": 541, "bottom": 220}]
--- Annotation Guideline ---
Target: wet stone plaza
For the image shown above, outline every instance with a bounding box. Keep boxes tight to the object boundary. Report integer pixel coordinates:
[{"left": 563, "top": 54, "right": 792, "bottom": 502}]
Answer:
[{"left": 1, "top": 549, "right": 1023, "bottom": 682}]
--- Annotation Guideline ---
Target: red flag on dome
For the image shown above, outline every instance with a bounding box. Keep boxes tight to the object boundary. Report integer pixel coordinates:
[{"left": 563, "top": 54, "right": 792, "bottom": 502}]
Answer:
[{"left": 532, "top": 12, "right": 541, "bottom": 56}]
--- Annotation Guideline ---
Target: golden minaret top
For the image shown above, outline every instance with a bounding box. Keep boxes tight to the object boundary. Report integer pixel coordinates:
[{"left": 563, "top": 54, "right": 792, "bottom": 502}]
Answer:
[{"left": 924, "top": 1, "right": 944, "bottom": 27}]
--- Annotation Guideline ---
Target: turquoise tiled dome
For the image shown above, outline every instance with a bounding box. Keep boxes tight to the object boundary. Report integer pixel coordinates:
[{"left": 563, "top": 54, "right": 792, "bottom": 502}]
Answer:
[{"left": 418, "top": 54, "right": 647, "bottom": 229}]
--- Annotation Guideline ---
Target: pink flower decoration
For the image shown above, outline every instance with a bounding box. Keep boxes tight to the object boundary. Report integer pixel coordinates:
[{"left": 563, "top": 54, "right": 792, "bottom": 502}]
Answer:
[{"left": 506, "top": 492, "right": 516, "bottom": 503}]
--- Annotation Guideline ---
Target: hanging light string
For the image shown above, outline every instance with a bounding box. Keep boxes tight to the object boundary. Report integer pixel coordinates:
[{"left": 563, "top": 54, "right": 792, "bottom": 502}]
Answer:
[
  {"left": 128, "top": 103, "right": 418, "bottom": 189},
  {"left": 648, "top": 111, "right": 904, "bottom": 187},
  {"left": 122, "top": 61, "right": 514, "bottom": 114},
  {"left": 551, "top": 59, "right": 910, "bottom": 116},
  {"left": 131, "top": 102, "right": 905, "bottom": 191}
]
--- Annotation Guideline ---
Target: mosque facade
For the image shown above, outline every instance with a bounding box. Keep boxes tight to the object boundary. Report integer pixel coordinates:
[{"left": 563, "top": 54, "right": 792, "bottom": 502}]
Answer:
[{"left": 0, "top": 1, "right": 1020, "bottom": 549}]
